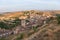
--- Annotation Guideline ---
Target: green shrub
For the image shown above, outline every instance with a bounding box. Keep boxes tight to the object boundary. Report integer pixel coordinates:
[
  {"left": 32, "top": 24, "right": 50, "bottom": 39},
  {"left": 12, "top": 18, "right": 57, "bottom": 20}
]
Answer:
[
  {"left": 16, "top": 33, "right": 24, "bottom": 40},
  {"left": 32, "top": 26, "right": 38, "bottom": 32}
]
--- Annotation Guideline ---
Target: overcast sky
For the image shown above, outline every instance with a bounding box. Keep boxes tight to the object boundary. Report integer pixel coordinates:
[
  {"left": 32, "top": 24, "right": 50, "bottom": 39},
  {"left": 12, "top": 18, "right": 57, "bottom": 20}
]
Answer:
[{"left": 0, "top": 0, "right": 60, "bottom": 12}]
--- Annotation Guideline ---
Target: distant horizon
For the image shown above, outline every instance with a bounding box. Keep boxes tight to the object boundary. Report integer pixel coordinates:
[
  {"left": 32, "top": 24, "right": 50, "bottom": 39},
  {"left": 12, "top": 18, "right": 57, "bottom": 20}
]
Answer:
[{"left": 0, "top": 9, "right": 60, "bottom": 14}]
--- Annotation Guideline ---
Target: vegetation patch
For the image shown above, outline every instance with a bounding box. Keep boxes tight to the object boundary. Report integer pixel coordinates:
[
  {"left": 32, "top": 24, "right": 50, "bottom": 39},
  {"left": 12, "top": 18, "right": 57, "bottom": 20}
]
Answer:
[{"left": 0, "top": 17, "right": 21, "bottom": 29}]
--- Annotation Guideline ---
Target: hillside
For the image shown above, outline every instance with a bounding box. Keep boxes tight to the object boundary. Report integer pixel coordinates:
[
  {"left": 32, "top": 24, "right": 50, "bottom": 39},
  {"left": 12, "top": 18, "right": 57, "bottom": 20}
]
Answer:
[
  {"left": 0, "top": 10, "right": 60, "bottom": 40},
  {"left": 24, "top": 20, "right": 60, "bottom": 40}
]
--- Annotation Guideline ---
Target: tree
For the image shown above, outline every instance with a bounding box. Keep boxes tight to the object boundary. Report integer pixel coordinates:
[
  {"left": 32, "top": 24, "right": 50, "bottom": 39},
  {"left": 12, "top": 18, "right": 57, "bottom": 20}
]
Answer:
[{"left": 0, "top": 21, "right": 8, "bottom": 29}]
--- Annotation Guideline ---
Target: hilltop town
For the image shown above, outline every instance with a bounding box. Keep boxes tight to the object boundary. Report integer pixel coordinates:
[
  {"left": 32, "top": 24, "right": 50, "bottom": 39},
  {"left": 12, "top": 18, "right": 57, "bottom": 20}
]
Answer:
[{"left": 0, "top": 10, "right": 60, "bottom": 40}]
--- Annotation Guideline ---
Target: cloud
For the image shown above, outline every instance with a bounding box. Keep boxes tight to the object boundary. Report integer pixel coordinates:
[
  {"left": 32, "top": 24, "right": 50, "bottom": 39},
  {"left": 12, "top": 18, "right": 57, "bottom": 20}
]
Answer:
[
  {"left": 0, "top": 0, "right": 59, "bottom": 5},
  {"left": 0, "top": 0, "right": 60, "bottom": 12}
]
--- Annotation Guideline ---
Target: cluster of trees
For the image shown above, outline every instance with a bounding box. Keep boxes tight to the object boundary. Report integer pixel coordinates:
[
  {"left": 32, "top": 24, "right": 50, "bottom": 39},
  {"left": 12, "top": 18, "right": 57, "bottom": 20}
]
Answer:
[
  {"left": 56, "top": 14, "right": 60, "bottom": 24},
  {"left": 0, "top": 17, "right": 21, "bottom": 29}
]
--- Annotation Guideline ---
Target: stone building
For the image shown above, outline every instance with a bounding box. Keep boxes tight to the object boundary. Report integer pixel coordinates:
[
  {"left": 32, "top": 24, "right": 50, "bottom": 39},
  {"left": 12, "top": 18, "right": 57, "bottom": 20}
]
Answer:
[{"left": 19, "top": 16, "right": 27, "bottom": 27}]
